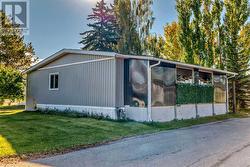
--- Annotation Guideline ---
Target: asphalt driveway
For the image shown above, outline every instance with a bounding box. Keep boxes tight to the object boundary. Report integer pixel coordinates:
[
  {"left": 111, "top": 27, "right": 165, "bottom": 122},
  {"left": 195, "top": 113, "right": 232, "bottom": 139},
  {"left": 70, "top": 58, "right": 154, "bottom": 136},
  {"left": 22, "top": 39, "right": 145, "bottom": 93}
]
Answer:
[{"left": 15, "top": 118, "right": 250, "bottom": 167}]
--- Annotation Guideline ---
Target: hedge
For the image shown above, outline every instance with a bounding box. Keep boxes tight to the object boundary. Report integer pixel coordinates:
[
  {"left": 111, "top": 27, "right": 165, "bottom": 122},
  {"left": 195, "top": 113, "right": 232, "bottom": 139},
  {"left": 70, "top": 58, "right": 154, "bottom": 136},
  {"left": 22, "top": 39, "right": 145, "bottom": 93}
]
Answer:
[{"left": 176, "top": 83, "right": 214, "bottom": 105}]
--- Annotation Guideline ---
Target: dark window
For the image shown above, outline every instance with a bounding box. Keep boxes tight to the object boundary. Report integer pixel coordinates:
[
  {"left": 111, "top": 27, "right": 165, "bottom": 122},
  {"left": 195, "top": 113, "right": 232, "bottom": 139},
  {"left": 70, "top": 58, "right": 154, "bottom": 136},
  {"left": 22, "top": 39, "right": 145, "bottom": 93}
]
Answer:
[
  {"left": 55, "top": 75, "right": 59, "bottom": 88},
  {"left": 50, "top": 75, "right": 54, "bottom": 89},
  {"left": 177, "top": 68, "right": 193, "bottom": 83},
  {"left": 49, "top": 73, "right": 59, "bottom": 90},
  {"left": 152, "top": 66, "right": 176, "bottom": 106},
  {"left": 214, "top": 75, "right": 226, "bottom": 103}
]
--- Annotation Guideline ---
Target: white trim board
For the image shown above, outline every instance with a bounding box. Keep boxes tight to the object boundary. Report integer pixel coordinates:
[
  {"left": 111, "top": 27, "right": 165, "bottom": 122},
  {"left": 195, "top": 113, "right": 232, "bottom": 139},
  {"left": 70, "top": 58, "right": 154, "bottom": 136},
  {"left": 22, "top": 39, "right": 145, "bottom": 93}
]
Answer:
[
  {"left": 24, "top": 49, "right": 116, "bottom": 73},
  {"left": 38, "top": 57, "right": 115, "bottom": 71},
  {"left": 116, "top": 54, "right": 237, "bottom": 75}
]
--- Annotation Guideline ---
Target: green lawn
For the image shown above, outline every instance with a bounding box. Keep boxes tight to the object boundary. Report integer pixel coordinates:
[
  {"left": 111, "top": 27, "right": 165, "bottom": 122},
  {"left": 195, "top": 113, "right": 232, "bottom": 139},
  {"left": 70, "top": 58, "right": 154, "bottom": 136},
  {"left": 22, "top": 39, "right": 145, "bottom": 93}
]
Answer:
[{"left": 0, "top": 105, "right": 249, "bottom": 159}]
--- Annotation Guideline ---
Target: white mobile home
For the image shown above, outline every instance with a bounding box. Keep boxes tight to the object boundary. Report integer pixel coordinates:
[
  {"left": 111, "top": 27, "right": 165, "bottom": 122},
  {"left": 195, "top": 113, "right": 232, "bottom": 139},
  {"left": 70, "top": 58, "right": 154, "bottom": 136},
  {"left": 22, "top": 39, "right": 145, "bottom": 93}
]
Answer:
[{"left": 25, "top": 49, "right": 237, "bottom": 122}]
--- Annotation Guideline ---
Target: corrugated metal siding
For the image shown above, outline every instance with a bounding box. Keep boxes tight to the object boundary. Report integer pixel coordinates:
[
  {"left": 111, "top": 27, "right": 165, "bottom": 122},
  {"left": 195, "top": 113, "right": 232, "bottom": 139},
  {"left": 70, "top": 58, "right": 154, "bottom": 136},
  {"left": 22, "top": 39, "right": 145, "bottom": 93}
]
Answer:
[
  {"left": 115, "top": 58, "right": 124, "bottom": 107},
  {"left": 27, "top": 57, "right": 116, "bottom": 107},
  {"left": 42, "top": 54, "right": 104, "bottom": 68}
]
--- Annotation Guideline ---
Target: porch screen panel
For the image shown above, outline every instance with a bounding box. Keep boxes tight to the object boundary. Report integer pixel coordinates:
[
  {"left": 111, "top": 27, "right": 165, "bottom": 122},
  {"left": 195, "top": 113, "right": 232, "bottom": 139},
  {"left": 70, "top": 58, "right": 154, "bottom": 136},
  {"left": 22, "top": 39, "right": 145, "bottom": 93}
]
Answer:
[
  {"left": 152, "top": 65, "right": 176, "bottom": 106},
  {"left": 124, "top": 59, "right": 148, "bottom": 107},
  {"left": 199, "top": 71, "right": 212, "bottom": 85},
  {"left": 214, "top": 75, "right": 226, "bottom": 103},
  {"left": 177, "top": 68, "right": 193, "bottom": 83}
]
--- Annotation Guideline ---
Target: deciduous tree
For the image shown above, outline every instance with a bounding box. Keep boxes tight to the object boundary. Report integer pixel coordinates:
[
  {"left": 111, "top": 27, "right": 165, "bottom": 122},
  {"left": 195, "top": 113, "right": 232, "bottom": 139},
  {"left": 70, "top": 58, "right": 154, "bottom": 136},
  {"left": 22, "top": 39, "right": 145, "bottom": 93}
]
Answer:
[
  {"left": 134, "top": 0, "right": 154, "bottom": 48},
  {"left": 191, "top": 0, "right": 206, "bottom": 65},
  {"left": 163, "top": 22, "right": 185, "bottom": 62},
  {"left": 114, "top": 0, "right": 154, "bottom": 55},
  {"left": 0, "top": 66, "right": 24, "bottom": 102},
  {"left": 176, "top": 0, "right": 194, "bottom": 64},
  {"left": 202, "top": 0, "right": 215, "bottom": 67},
  {"left": 145, "top": 34, "right": 164, "bottom": 58},
  {"left": 113, "top": 0, "right": 141, "bottom": 54},
  {"left": 212, "top": 0, "right": 225, "bottom": 69}
]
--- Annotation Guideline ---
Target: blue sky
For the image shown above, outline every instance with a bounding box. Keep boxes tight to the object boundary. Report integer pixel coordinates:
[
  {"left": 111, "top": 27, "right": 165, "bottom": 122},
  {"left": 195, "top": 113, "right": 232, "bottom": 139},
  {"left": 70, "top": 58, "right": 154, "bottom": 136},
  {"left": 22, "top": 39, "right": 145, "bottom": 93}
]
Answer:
[{"left": 25, "top": 0, "right": 177, "bottom": 59}]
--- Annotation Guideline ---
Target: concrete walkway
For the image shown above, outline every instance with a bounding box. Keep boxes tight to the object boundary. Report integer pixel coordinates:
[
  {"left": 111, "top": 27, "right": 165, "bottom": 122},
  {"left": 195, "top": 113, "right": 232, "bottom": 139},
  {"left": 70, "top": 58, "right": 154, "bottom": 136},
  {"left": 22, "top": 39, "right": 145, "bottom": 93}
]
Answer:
[{"left": 12, "top": 118, "right": 250, "bottom": 167}]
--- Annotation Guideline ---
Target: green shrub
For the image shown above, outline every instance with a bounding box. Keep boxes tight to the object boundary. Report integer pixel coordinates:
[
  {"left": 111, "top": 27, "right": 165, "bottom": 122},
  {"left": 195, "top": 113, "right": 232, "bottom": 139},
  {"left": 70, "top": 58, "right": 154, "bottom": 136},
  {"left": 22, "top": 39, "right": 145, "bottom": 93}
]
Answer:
[
  {"left": 38, "top": 108, "right": 112, "bottom": 120},
  {"left": 176, "top": 83, "right": 214, "bottom": 104}
]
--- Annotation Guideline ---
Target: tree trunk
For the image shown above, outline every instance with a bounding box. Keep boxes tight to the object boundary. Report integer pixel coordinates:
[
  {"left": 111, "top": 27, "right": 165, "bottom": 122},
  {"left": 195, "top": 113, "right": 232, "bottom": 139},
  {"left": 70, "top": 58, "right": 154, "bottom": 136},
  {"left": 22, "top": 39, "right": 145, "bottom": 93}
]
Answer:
[{"left": 232, "top": 80, "right": 237, "bottom": 113}]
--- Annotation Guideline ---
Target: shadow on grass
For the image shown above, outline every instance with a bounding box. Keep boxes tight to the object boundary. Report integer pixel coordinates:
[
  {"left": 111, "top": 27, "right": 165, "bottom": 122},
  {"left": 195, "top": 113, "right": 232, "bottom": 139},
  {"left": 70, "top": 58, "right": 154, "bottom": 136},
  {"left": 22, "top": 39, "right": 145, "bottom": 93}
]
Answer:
[
  {"left": 0, "top": 105, "right": 25, "bottom": 111},
  {"left": 0, "top": 110, "right": 157, "bottom": 159}
]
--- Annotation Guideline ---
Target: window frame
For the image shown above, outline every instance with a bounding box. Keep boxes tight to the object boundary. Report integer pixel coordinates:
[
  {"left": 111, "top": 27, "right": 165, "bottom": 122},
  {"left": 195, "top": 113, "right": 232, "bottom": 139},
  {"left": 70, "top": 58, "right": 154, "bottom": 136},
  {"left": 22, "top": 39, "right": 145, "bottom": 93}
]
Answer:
[{"left": 49, "top": 72, "right": 59, "bottom": 91}]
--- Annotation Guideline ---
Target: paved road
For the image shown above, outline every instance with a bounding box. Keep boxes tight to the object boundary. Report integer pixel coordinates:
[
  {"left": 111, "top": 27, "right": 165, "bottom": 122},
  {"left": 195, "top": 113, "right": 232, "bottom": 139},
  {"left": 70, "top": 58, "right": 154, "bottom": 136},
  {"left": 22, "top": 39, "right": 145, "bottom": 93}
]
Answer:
[{"left": 15, "top": 118, "right": 250, "bottom": 167}]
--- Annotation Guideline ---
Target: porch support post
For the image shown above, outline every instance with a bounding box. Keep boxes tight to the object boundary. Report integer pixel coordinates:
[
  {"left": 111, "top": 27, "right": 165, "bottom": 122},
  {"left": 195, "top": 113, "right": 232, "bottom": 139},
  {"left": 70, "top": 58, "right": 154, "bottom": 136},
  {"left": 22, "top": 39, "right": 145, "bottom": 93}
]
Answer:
[
  {"left": 147, "top": 61, "right": 152, "bottom": 122},
  {"left": 226, "top": 77, "right": 229, "bottom": 113},
  {"left": 212, "top": 72, "right": 215, "bottom": 116},
  {"left": 147, "top": 60, "right": 161, "bottom": 122}
]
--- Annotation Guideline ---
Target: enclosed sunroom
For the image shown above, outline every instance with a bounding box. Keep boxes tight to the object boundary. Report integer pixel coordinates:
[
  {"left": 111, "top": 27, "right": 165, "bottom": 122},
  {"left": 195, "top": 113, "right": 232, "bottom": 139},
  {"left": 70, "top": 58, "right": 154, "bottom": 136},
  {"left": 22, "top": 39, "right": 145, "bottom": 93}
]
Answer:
[{"left": 116, "top": 55, "right": 235, "bottom": 122}]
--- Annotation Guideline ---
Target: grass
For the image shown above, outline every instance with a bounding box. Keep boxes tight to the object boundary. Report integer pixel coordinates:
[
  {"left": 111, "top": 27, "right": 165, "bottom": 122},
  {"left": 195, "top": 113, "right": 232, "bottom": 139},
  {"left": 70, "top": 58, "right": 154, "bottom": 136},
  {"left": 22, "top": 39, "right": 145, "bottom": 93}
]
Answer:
[{"left": 0, "top": 105, "right": 250, "bottom": 160}]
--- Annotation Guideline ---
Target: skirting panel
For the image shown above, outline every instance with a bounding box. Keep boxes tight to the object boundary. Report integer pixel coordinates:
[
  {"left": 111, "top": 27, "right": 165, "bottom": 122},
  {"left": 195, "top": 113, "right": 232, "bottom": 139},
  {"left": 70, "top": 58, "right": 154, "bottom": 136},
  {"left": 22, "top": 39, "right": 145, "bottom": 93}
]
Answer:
[
  {"left": 124, "top": 107, "right": 148, "bottom": 122},
  {"left": 152, "top": 106, "right": 175, "bottom": 122},
  {"left": 214, "top": 103, "right": 227, "bottom": 115},
  {"left": 36, "top": 103, "right": 227, "bottom": 122},
  {"left": 37, "top": 104, "right": 117, "bottom": 119},
  {"left": 176, "top": 104, "right": 196, "bottom": 120},
  {"left": 197, "top": 104, "right": 213, "bottom": 117}
]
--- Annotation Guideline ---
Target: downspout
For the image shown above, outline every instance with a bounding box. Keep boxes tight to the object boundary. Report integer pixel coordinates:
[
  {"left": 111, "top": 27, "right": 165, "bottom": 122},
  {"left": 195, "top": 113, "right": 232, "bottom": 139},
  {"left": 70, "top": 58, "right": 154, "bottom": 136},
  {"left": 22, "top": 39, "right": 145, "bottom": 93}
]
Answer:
[{"left": 147, "top": 60, "right": 161, "bottom": 122}]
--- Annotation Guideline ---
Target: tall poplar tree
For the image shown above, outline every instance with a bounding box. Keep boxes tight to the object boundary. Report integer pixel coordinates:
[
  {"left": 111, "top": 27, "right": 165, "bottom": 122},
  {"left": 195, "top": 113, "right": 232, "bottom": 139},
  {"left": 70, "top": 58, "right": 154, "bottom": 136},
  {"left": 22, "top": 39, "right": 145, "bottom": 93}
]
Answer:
[
  {"left": 80, "top": 0, "right": 118, "bottom": 51},
  {"left": 113, "top": 0, "right": 141, "bottom": 54},
  {"left": 191, "top": 0, "right": 205, "bottom": 65},
  {"left": 134, "top": 0, "right": 155, "bottom": 48},
  {"left": 212, "top": 0, "right": 225, "bottom": 69},
  {"left": 224, "top": 0, "right": 249, "bottom": 109},
  {"left": 175, "top": 0, "right": 250, "bottom": 109},
  {"left": 176, "top": 0, "right": 194, "bottom": 64},
  {"left": 176, "top": 0, "right": 228, "bottom": 68},
  {"left": 202, "top": 0, "right": 215, "bottom": 67},
  {"left": 114, "top": 0, "right": 154, "bottom": 55}
]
